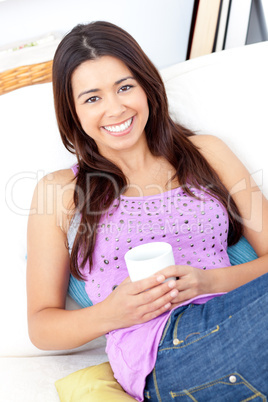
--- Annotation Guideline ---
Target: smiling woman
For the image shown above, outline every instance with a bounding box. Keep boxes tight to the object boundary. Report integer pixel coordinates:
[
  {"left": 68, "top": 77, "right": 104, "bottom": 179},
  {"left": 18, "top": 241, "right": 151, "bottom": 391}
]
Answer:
[{"left": 26, "top": 20, "right": 268, "bottom": 402}]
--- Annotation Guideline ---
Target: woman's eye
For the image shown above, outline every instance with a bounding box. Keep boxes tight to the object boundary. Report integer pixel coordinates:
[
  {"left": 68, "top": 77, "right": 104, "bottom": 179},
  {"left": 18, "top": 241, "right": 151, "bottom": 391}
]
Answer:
[
  {"left": 86, "top": 96, "right": 100, "bottom": 103},
  {"left": 119, "top": 85, "right": 133, "bottom": 93}
]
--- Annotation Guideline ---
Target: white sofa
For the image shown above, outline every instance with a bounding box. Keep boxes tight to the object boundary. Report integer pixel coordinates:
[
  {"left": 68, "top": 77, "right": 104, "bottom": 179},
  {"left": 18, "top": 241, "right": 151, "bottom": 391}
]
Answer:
[{"left": 1, "top": 41, "right": 267, "bottom": 402}]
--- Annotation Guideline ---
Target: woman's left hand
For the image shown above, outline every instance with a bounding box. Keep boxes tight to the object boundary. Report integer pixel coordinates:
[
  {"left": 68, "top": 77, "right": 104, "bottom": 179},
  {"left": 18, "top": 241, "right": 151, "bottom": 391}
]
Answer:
[{"left": 156, "top": 265, "right": 213, "bottom": 307}]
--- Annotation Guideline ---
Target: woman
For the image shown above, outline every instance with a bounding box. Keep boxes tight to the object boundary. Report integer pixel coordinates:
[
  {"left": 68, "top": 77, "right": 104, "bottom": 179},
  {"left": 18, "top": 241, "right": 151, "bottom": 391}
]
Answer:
[{"left": 27, "top": 21, "right": 268, "bottom": 401}]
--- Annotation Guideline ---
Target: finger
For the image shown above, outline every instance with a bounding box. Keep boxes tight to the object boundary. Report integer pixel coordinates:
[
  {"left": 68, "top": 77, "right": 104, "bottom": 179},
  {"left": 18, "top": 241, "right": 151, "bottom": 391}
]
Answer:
[
  {"left": 142, "top": 279, "right": 178, "bottom": 307},
  {"left": 156, "top": 264, "right": 194, "bottom": 281},
  {"left": 135, "top": 283, "right": 178, "bottom": 319},
  {"left": 129, "top": 273, "right": 167, "bottom": 294},
  {"left": 169, "top": 288, "right": 198, "bottom": 306},
  {"left": 154, "top": 264, "right": 180, "bottom": 280},
  {"left": 138, "top": 288, "right": 179, "bottom": 322},
  {"left": 138, "top": 279, "right": 177, "bottom": 303}
]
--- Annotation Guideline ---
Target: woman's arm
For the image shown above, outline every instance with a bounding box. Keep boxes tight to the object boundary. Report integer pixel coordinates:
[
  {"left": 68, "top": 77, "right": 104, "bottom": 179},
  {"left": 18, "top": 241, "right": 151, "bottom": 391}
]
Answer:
[
  {"left": 200, "top": 135, "right": 268, "bottom": 291},
  {"left": 27, "top": 170, "right": 178, "bottom": 350},
  {"left": 157, "top": 135, "right": 268, "bottom": 305}
]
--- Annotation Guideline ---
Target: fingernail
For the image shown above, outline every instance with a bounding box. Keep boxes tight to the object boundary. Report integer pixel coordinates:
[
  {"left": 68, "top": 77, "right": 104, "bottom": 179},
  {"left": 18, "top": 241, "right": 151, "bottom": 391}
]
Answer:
[
  {"left": 170, "top": 289, "right": 178, "bottom": 297},
  {"left": 168, "top": 280, "right": 176, "bottom": 288},
  {"left": 156, "top": 275, "right": 165, "bottom": 282}
]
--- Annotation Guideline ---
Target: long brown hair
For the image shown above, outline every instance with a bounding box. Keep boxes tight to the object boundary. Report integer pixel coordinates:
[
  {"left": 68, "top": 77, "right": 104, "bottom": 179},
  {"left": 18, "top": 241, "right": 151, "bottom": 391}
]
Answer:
[{"left": 53, "top": 21, "right": 242, "bottom": 280}]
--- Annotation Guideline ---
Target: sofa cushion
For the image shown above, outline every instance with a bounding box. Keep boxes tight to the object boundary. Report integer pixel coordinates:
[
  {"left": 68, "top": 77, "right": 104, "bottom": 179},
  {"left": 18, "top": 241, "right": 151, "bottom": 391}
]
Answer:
[
  {"left": 55, "top": 362, "right": 136, "bottom": 402},
  {"left": 161, "top": 41, "right": 268, "bottom": 198}
]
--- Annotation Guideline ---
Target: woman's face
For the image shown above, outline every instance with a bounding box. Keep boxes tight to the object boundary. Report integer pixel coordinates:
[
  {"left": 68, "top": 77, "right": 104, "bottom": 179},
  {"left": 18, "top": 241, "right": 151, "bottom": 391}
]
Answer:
[{"left": 71, "top": 56, "right": 149, "bottom": 157}]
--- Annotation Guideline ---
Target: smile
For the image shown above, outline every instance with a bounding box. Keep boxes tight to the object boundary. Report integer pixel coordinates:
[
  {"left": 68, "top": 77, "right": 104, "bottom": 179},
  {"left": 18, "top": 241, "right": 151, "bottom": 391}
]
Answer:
[{"left": 103, "top": 117, "right": 133, "bottom": 133}]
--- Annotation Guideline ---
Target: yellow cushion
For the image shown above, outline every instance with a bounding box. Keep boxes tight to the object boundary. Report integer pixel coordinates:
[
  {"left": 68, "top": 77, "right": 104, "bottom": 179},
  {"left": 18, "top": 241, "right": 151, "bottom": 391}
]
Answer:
[{"left": 55, "top": 361, "right": 136, "bottom": 402}]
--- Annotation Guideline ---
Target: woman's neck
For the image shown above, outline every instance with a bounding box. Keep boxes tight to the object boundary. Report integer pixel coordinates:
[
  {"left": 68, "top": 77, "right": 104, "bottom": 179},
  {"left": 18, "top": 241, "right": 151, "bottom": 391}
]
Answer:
[{"left": 122, "top": 156, "right": 179, "bottom": 197}]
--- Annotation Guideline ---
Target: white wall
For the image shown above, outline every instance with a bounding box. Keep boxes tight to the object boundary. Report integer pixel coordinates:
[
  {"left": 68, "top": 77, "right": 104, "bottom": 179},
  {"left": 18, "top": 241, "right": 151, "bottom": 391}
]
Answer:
[{"left": 0, "top": 0, "right": 194, "bottom": 69}]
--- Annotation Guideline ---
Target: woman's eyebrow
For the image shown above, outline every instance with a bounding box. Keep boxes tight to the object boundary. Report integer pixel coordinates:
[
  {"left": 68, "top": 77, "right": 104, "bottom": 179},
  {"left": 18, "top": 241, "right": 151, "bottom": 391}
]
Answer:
[
  {"left": 78, "top": 88, "right": 99, "bottom": 99},
  {"left": 77, "top": 76, "right": 135, "bottom": 99},
  {"left": 114, "top": 76, "right": 135, "bottom": 85}
]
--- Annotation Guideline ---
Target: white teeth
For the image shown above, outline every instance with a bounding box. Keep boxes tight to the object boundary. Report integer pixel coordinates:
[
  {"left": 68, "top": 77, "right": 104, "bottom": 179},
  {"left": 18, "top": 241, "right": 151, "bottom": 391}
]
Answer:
[{"left": 104, "top": 117, "right": 133, "bottom": 133}]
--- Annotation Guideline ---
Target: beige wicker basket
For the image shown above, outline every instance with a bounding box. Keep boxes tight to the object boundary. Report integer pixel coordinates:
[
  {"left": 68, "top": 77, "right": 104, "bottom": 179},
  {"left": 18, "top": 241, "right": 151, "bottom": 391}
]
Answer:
[{"left": 0, "top": 60, "right": 53, "bottom": 95}]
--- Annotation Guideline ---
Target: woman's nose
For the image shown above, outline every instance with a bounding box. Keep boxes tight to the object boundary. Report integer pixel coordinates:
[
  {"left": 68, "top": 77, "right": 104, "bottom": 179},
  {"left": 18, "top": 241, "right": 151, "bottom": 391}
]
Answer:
[{"left": 104, "top": 94, "right": 126, "bottom": 117}]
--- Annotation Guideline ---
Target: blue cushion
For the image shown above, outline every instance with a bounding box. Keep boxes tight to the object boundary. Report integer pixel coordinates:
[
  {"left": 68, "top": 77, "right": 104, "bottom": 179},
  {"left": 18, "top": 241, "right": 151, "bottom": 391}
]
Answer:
[
  {"left": 227, "top": 236, "right": 257, "bottom": 265},
  {"left": 68, "top": 274, "right": 93, "bottom": 308},
  {"left": 67, "top": 236, "right": 257, "bottom": 308}
]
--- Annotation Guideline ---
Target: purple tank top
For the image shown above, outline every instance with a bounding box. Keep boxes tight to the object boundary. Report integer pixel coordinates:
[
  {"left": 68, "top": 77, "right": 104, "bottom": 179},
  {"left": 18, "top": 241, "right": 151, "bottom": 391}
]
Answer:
[{"left": 70, "top": 164, "right": 230, "bottom": 400}]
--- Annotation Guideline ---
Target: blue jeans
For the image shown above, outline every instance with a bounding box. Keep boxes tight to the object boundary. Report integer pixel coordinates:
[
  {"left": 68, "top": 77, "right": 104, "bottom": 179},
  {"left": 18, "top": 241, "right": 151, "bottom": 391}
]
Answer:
[{"left": 144, "top": 273, "right": 268, "bottom": 401}]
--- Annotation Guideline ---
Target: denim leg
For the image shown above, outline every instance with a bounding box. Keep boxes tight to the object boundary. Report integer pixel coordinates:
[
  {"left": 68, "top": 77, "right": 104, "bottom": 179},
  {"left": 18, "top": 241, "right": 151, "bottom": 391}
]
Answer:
[{"left": 144, "top": 273, "right": 268, "bottom": 401}]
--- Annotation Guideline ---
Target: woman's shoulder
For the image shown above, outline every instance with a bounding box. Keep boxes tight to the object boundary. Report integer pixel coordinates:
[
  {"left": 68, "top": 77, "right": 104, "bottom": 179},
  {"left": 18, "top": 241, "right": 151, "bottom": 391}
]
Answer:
[
  {"left": 189, "top": 134, "right": 233, "bottom": 167},
  {"left": 189, "top": 134, "right": 225, "bottom": 151},
  {"left": 40, "top": 167, "right": 76, "bottom": 186},
  {"left": 31, "top": 168, "right": 77, "bottom": 233},
  {"left": 189, "top": 134, "right": 250, "bottom": 192}
]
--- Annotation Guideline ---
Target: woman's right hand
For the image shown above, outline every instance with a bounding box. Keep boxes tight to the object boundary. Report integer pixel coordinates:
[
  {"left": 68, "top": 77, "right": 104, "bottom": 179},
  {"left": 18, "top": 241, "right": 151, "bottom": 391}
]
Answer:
[{"left": 100, "top": 274, "right": 178, "bottom": 331}]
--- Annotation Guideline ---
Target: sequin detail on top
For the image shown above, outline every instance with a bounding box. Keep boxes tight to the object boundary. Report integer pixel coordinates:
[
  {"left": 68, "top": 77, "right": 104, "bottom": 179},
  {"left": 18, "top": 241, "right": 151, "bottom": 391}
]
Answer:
[{"left": 69, "top": 185, "right": 231, "bottom": 305}]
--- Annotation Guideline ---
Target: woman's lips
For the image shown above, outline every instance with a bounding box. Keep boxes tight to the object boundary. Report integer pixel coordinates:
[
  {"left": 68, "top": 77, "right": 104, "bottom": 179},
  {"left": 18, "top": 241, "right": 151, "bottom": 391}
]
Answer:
[{"left": 102, "top": 116, "right": 134, "bottom": 136}]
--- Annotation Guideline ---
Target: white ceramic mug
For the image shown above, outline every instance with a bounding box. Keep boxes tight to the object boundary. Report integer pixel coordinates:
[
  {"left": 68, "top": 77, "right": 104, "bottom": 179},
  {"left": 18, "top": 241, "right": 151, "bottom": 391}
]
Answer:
[{"left": 124, "top": 242, "right": 176, "bottom": 282}]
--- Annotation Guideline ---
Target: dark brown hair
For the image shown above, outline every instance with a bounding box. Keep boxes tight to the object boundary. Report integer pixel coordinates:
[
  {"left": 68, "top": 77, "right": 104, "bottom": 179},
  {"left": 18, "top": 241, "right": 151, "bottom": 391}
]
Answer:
[{"left": 53, "top": 21, "right": 242, "bottom": 280}]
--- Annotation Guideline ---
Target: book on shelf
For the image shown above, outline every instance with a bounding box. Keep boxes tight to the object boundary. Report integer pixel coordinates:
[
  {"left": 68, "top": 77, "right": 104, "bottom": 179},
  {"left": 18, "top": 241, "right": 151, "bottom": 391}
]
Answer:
[
  {"left": 187, "top": 0, "right": 221, "bottom": 59},
  {"left": 214, "top": 0, "right": 231, "bottom": 52},
  {"left": 224, "top": 0, "right": 253, "bottom": 49},
  {"left": 247, "top": 0, "right": 268, "bottom": 44},
  {"left": 187, "top": 0, "right": 267, "bottom": 59}
]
